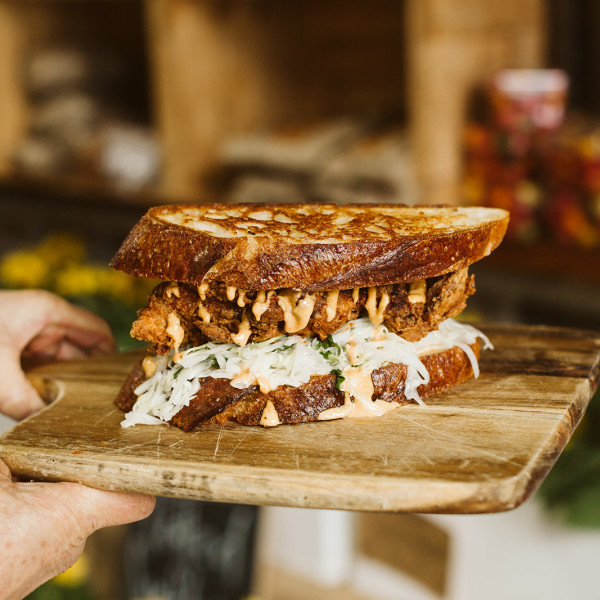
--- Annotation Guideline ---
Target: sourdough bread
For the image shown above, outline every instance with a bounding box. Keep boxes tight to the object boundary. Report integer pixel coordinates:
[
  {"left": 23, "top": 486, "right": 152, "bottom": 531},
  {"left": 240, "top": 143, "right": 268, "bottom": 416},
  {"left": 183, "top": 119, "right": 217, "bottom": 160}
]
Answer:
[{"left": 111, "top": 204, "right": 509, "bottom": 291}]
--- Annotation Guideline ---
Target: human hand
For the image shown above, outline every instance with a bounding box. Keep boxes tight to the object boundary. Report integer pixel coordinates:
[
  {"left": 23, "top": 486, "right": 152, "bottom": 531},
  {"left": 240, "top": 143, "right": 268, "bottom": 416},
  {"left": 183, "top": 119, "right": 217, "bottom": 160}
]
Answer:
[
  {"left": 0, "top": 458, "right": 155, "bottom": 600},
  {"left": 0, "top": 290, "right": 116, "bottom": 420}
]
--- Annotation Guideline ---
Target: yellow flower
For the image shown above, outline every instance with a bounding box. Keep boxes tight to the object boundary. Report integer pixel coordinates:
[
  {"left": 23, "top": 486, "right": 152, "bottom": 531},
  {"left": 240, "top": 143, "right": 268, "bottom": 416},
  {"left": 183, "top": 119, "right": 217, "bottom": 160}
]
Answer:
[
  {"left": 101, "top": 270, "right": 156, "bottom": 305},
  {"left": 54, "top": 264, "right": 104, "bottom": 297},
  {"left": 0, "top": 251, "right": 50, "bottom": 288},
  {"left": 53, "top": 553, "right": 89, "bottom": 588},
  {"left": 96, "top": 269, "right": 139, "bottom": 305},
  {"left": 37, "top": 233, "right": 87, "bottom": 268},
  {"left": 53, "top": 263, "right": 154, "bottom": 305}
]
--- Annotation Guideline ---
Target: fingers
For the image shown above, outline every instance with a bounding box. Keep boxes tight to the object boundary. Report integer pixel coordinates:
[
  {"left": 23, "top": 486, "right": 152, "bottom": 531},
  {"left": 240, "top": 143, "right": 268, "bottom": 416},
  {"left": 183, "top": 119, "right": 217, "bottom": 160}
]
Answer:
[
  {"left": 37, "top": 293, "right": 116, "bottom": 353},
  {"left": 0, "top": 344, "right": 45, "bottom": 419},
  {"left": 59, "top": 484, "right": 156, "bottom": 536},
  {"left": 0, "top": 458, "right": 11, "bottom": 480},
  {"left": 0, "top": 477, "right": 155, "bottom": 600},
  {"left": 31, "top": 314, "right": 117, "bottom": 356},
  {"left": 1, "top": 290, "right": 117, "bottom": 355},
  {"left": 0, "top": 290, "right": 118, "bottom": 420},
  {"left": 23, "top": 325, "right": 101, "bottom": 361}
]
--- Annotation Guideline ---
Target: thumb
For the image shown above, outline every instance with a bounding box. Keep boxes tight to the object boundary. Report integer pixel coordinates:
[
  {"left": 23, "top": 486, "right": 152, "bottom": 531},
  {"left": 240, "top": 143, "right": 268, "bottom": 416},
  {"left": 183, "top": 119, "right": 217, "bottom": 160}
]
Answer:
[
  {"left": 58, "top": 483, "right": 157, "bottom": 536},
  {"left": 0, "top": 344, "right": 45, "bottom": 420},
  {"left": 45, "top": 483, "right": 156, "bottom": 576},
  {"left": 1, "top": 475, "right": 155, "bottom": 600}
]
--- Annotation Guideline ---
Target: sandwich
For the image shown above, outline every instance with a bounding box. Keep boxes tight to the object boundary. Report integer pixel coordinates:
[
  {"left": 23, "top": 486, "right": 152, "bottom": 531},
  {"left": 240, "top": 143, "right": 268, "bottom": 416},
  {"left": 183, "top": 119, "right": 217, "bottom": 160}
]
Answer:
[{"left": 111, "top": 203, "right": 509, "bottom": 429}]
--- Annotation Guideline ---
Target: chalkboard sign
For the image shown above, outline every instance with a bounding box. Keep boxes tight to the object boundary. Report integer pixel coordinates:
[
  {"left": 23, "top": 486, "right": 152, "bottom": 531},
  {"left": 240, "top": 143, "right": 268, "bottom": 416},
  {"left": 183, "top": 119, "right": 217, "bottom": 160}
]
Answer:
[{"left": 121, "top": 499, "right": 258, "bottom": 600}]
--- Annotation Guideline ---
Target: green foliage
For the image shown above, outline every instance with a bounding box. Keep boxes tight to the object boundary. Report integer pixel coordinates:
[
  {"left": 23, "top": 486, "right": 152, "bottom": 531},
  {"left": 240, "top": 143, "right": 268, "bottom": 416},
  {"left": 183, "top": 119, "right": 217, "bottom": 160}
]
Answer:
[
  {"left": 0, "top": 233, "right": 153, "bottom": 353},
  {"left": 26, "top": 581, "right": 92, "bottom": 600},
  {"left": 63, "top": 294, "right": 147, "bottom": 353},
  {"left": 538, "top": 387, "right": 600, "bottom": 527}
]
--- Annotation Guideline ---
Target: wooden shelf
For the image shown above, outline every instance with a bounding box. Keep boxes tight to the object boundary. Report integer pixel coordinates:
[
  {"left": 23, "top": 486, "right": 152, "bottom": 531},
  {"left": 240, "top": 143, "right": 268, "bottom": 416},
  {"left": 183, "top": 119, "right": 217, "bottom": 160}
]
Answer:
[
  {"left": 0, "top": 172, "right": 170, "bottom": 210},
  {"left": 482, "top": 241, "right": 600, "bottom": 287},
  {"left": 0, "top": 0, "right": 546, "bottom": 204}
]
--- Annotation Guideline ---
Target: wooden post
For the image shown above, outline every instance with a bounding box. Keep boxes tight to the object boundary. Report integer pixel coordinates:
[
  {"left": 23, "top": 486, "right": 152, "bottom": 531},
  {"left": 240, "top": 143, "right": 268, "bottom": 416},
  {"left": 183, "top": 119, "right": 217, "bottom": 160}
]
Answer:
[
  {"left": 0, "top": 3, "right": 26, "bottom": 175},
  {"left": 144, "top": 0, "right": 270, "bottom": 200},
  {"left": 406, "top": 0, "right": 547, "bottom": 205}
]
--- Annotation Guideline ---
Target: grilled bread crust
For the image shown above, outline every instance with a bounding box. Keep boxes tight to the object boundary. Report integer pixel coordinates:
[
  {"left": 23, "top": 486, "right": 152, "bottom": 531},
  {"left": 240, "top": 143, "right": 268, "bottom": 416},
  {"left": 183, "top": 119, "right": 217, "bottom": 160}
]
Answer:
[
  {"left": 110, "top": 204, "right": 508, "bottom": 292},
  {"left": 115, "top": 342, "right": 479, "bottom": 429}
]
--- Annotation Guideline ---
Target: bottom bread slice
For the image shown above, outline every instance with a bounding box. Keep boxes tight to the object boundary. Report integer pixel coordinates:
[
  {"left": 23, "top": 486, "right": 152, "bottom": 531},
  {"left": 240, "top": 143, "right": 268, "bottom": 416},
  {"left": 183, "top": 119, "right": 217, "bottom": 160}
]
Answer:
[{"left": 115, "top": 342, "right": 480, "bottom": 430}]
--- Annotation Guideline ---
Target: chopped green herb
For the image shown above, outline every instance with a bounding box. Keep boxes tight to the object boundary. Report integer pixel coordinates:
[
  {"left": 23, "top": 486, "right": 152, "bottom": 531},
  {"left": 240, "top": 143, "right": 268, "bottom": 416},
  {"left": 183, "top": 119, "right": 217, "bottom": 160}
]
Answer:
[
  {"left": 313, "top": 335, "right": 343, "bottom": 363},
  {"left": 332, "top": 368, "right": 345, "bottom": 391},
  {"left": 273, "top": 344, "right": 293, "bottom": 353},
  {"left": 314, "top": 335, "right": 336, "bottom": 350}
]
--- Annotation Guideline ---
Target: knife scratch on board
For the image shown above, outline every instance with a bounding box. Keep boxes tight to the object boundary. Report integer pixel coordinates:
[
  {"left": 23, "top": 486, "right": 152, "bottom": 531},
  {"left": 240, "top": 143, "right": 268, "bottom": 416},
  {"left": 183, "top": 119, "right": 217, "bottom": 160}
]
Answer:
[
  {"left": 397, "top": 413, "right": 523, "bottom": 467},
  {"left": 227, "top": 438, "right": 244, "bottom": 460},
  {"left": 213, "top": 427, "right": 224, "bottom": 461},
  {"left": 119, "top": 442, "right": 150, "bottom": 453},
  {"left": 92, "top": 410, "right": 117, "bottom": 427}
]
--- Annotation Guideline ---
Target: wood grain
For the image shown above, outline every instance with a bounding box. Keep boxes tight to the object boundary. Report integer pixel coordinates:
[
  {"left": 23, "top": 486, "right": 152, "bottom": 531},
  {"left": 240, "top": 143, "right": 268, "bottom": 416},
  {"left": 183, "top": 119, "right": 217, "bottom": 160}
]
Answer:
[
  {"left": 0, "top": 324, "right": 598, "bottom": 513},
  {"left": 0, "top": 2, "right": 26, "bottom": 175},
  {"left": 407, "top": 0, "right": 546, "bottom": 204},
  {"left": 145, "top": 0, "right": 271, "bottom": 198}
]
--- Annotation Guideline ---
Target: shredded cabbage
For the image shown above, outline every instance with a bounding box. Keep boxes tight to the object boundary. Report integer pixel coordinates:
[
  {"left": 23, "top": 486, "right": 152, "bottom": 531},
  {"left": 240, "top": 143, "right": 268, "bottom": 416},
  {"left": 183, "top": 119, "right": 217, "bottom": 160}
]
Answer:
[{"left": 121, "top": 318, "right": 491, "bottom": 427}]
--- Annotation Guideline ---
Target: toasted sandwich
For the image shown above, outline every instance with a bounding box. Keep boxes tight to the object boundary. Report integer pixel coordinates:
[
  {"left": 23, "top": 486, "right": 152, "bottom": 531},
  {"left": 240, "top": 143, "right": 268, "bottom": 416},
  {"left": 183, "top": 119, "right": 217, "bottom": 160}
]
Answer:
[{"left": 111, "top": 203, "right": 509, "bottom": 429}]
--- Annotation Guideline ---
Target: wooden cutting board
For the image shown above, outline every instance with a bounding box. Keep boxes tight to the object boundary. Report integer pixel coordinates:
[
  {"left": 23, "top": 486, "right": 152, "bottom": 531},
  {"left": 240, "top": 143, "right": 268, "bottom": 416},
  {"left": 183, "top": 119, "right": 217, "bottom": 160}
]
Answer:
[{"left": 1, "top": 323, "right": 598, "bottom": 513}]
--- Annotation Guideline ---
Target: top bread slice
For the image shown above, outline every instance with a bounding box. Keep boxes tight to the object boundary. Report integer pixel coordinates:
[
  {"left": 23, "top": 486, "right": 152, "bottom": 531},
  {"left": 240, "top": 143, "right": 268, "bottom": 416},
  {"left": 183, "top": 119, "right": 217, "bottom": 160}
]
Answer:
[{"left": 111, "top": 203, "right": 509, "bottom": 291}]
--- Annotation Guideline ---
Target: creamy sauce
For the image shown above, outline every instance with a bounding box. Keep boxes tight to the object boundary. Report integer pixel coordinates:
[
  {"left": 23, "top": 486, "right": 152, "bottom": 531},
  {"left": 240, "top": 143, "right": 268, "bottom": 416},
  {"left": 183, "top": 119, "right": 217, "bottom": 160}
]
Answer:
[
  {"left": 142, "top": 356, "right": 158, "bottom": 378},
  {"left": 226, "top": 286, "right": 237, "bottom": 302},
  {"left": 197, "top": 303, "right": 211, "bottom": 324},
  {"left": 277, "top": 290, "right": 316, "bottom": 333},
  {"left": 230, "top": 367, "right": 272, "bottom": 393},
  {"left": 195, "top": 281, "right": 410, "bottom": 340},
  {"left": 165, "top": 282, "right": 180, "bottom": 298},
  {"left": 354, "top": 399, "right": 399, "bottom": 418},
  {"left": 408, "top": 280, "right": 426, "bottom": 304},
  {"left": 372, "top": 326, "right": 386, "bottom": 342},
  {"left": 260, "top": 400, "right": 281, "bottom": 427},
  {"left": 346, "top": 340, "right": 361, "bottom": 365},
  {"left": 365, "top": 288, "right": 390, "bottom": 326},
  {"left": 342, "top": 366, "right": 378, "bottom": 413},
  {"left": 256, "top": 376, "right": 274, "bottom": 394},
  {"left": 237, "top": 290, "right": 248, "bottom": 307},
  {"left": 194, "top": 283, "right": 402, "bottom": 333},
  {"left": 197, "top": 283, "right": 209, "bottom": 301},
  {"left": 230, "top": 367, "right": 255, "bottom": 387},
  {"left": 166, "top": 312, "right": 185, "bottom": 362},
  {"left": 166, "top": 312, "right": 184, "bottom": 348},
  {"left": 230, "top": 311, "right": 252, "bottom": 346},
  {"left": 318, "top": 394, "right": 353, "bottom": 420},
  {"left": 318, "top": 395, "right": 400, "bottom": 421},
  {"left": 252, "top": 290, "right": 275, "bottom": 321},
  {"left": 325, "top": 290, "right": 340, "bottom": 322}
]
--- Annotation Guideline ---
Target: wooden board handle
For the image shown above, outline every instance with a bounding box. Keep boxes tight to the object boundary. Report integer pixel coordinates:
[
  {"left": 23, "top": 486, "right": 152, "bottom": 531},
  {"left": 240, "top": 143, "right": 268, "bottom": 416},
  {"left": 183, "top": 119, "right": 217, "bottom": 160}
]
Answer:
[{"left": 26, "top": 375, "right": 64, "bottom": 405}]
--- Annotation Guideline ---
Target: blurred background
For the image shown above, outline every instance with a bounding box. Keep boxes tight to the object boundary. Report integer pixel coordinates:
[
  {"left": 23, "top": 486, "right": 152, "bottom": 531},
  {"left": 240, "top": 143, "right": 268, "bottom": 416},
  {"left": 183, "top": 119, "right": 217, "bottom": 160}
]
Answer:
[{"left": 1, "top": 1, "right": 600, "bottom": 599}]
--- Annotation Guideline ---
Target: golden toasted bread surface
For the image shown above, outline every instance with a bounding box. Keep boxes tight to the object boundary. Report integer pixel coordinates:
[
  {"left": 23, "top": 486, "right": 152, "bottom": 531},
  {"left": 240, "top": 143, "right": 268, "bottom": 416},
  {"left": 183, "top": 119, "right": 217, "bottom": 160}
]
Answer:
[{"left": 111, "top": 203, "right": 508, "bottom": 291}]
